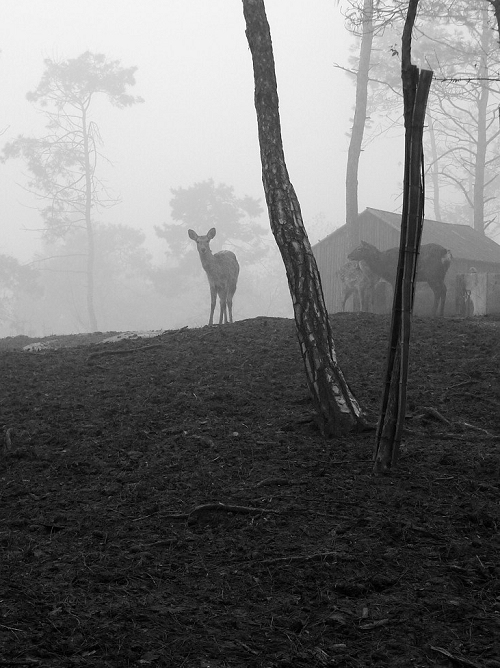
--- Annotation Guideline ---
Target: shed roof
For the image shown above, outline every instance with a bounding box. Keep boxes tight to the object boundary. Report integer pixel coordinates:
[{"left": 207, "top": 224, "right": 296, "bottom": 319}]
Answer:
[
  {"left": 363, "top": 208, "right": 500, "bottom": 263},
  {"left": 314, "top": 208, "right": 500, "bottom": 263}
]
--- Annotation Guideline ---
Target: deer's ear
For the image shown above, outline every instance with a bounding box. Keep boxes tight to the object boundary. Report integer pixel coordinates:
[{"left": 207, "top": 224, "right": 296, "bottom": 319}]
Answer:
[
  {"left": 208, "top": 228, "right": 216, "bottom": 239},
  {"left": 188, "top": 229, "right": 197, "bottom": 240}
]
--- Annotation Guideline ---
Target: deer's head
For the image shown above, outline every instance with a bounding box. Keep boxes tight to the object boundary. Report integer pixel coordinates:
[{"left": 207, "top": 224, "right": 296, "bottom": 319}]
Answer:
[
  {"left": 348, "top": 240, "right": 377, "bottom": 262},
  {"left": 188, "top": 228, "right": 217, "bottom": 256}
]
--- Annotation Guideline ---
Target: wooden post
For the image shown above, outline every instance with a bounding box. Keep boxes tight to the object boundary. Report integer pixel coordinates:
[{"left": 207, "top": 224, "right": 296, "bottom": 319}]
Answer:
[{"left": 373, "top": 0, "right": 433, "bottom": 472}]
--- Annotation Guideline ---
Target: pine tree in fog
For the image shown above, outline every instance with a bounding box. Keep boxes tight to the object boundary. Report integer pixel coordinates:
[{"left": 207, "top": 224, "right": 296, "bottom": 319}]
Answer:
[
  {"left": 2, "top": 52, "right": 144, "bottom": 331},
  {"left": 153, "top": 179, "right": 268, "bottom": 301}
]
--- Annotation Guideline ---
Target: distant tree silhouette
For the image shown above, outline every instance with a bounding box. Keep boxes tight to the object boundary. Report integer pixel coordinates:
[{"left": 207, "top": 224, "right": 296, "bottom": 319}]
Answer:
[
  {"left": 2, "top": 52, "right": 143, "bottom": 331},
  {"left": 0, "top": 255, "right": 41, "bottom": 334},
  {"left": 153, "top": 179, "right": 266, "bottom": 296},
  {"left": 24, "top": 223, "right": 156, "bottom": 334}
]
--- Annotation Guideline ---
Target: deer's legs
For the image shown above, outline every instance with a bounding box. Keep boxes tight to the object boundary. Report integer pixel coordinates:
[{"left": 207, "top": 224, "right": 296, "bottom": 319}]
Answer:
[
  {"left": 209, "top": 285, "right": 217, "bottom": 325},
  {"left": 430, "top": 283, "right": 446, "bottom": 316},
  {"left": 360, "top": 287, "right": 371, "bottom": 312},
  {"left": 341, "top": 287, "right": 353, "bottom": 312},
  {"left": 352, "top": 290, "right": 361, "bottom": 312},
  {"left": 359, "top": 286, "right": 368, "bottom": 312},
  {"left": 219, "top": 299, "right": 228, "bottom": 324},
  {"left": 218, "top": 287, "right": 229, "bottom": 324},
  {"left": 227, "top": 295, "right": 234, "bottom": 323},
  {"left": 439, "top": 284, "right": 447, "bottom": 316}
]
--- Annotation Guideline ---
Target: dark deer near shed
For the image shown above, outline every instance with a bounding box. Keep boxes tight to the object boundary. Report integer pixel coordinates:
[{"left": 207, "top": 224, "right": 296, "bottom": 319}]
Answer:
[
  {"left": 188, "top": 227, "right": 240, "bottom": 325},
  {"left": 338, "top": 260, "right": 380, "bottom": 312},
  {"left": 348, "top": 241, "right": 452, "bottom": 316}
]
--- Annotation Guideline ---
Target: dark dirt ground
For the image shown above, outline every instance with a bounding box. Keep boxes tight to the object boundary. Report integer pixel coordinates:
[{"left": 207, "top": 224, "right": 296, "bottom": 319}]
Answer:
[{"left": 1, "top": 313, "right": 499, "bottom": 668}]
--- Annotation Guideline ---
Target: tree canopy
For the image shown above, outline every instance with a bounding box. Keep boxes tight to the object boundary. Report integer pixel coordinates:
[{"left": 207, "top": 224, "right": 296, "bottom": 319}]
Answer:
[
  {"left": 342, "top": 1, "right": 500, "bottom": 236},
  {"left": 153, "top": 179, "right": 268, "bottom": 296},
  {"left": 155, "top": 178, "right": 265, "bottom": 257},
  {"left": 26, "top": 52, "right": 143, "bottom": 110},
  {"left": 2, "top": 52, "right": 144, "bottom": 240}
]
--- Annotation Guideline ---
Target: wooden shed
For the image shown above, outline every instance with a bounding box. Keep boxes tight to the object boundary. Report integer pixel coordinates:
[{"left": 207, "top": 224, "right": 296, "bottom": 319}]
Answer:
[{"left": 312, "top": 207, "right": 500, "bottom": 316}]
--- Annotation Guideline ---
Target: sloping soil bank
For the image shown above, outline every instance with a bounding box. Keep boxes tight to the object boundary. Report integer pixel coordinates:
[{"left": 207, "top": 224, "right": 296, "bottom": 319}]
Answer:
[{"left": 1, "top": 314, "right": 499, "bottom": 668}]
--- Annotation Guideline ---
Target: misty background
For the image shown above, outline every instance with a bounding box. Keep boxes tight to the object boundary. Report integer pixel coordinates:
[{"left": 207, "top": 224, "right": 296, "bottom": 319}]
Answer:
[{"left": 0, "top": 1, "right": 469, "bottom": 336}]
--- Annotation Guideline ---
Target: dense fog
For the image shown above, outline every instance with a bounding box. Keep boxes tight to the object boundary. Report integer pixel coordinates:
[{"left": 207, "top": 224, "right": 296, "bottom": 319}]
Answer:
[{"left": 1, "top": 1, "right": 498, "bottom": 336}]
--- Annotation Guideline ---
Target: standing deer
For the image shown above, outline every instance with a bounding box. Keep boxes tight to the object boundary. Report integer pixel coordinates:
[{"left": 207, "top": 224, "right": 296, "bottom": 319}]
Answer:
[
  {"left": 348, "top": 240, "right": 452, "bottom": 316},
  {"left": 338, "top": 260, "right": 380, "bottom": 312},
  {"left": 188, "top": 228, "right": 240, "bottom": 325}
]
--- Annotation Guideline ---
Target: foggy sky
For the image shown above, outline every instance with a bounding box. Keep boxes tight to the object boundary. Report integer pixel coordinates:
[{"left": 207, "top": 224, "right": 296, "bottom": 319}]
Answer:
[{"left": 0, "top": 0, "right": 405, "bottom": 264}]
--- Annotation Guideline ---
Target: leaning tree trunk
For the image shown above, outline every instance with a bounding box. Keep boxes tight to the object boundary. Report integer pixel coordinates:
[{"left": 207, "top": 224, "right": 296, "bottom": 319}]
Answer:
[
  {"left": 242, "top": 0, "right": 369, "bottom": 437},
  {"left": 346, "top": 0, "right": 374, "bottom": 249}
]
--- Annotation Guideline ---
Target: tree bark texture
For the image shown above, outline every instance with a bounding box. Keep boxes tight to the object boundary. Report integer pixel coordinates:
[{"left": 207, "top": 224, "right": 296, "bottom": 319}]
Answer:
[
  {"left": 346, "top": 0, "right": 374, "bottom": 249},
  {"left": 242, "top": 0, "right": 368, "bottom": 436}
]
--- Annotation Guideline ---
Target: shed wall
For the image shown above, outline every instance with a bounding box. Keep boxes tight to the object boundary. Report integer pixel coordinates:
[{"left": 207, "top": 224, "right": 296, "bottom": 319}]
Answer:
[
  {"left": 312, "top": 211, "right": 500, "bottom": 315},
  {"left": 313, "top": 213, "right": 402, "bottom": 314},
  {"left": 313, "top": 227, "right": 350, "bottom": 313}
]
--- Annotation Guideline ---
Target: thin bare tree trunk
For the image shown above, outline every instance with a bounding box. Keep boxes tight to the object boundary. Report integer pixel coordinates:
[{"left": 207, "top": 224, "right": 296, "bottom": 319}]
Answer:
[
  {"left": 426, "top": 112, "right": 441, "bottom": 221},
  {"left": 82, "top": 107, "right": 98, "bottom": 332},
  {"left": 346, "top": 0, "right": 374, "bottom": 249},
  {"left": 473, "top": 7, "right": 489, "bottom": 236},
  {"left": 242, "top": 0, "right": 369, "bottom": 437}
]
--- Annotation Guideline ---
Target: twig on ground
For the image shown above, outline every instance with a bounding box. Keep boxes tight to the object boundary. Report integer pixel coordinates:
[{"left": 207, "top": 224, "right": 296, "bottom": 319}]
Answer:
[
  {"left": 443, "top": 379, "right": 473, "bottom": 392},
  {"left": 411, "top": 407, "right": 498, "bottom": 439},
  {"left": 430, "top": 646, "right": 483, "bottom": 668},
  {"left": 359, "top": 618, "right": 390, "bottom": 630},
  {"left": 257, "top": 551, "right": 338, "bottom": 566},
  {"left": 188, "top": 502, "right": 280, "bottom": 520},
  {"left": 1, "top": 427, "right": 12, "bottom": 455},
  {"left": 255, "top": 477, "right": 299, "bottom": 488},
  {"left": 158, "top": 502, "right": 280, "bottom": 523},
  {"left": 459, "top": 421, "right": 496, "bottom": 437},
  {"left": 419, "top": 407, "right": 452, "bottom": 425},
  {"left": 0, "top": 661, "right": 42, "bottom": 666},
  {"left": 319, "top": 459, "right": 374, "bottom": 465},
  {"left": 431, "top": 433, "right": 499, "bottom": 441}
]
